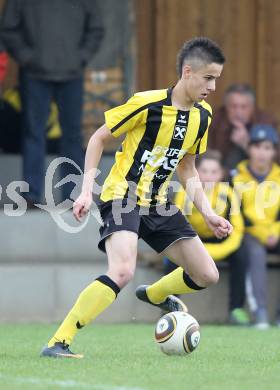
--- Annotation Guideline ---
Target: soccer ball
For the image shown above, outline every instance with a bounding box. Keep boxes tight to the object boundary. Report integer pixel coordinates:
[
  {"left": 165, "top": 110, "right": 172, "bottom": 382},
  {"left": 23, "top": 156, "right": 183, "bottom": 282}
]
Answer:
[{"left": 155, "top": 311, "right": 200, "bottom": 355}]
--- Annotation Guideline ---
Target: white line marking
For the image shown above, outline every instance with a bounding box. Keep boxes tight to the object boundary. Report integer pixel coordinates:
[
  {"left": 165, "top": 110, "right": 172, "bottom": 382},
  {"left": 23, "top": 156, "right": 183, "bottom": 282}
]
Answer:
[{"left": 0, "top": 374, "right": 146, "bottom": 390}]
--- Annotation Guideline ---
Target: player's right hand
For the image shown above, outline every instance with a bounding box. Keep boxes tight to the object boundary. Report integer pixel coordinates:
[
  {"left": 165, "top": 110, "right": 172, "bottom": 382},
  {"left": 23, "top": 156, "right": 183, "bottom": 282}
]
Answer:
[{"left": 73, "top": 192, "right": 93, "bottom": 222}]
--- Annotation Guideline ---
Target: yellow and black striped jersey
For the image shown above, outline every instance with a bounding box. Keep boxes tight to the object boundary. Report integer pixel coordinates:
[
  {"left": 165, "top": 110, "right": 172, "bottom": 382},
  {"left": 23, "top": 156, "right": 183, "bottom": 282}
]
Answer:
[
  {"left": 231, "top": 160, "right": 280, "bottom": 244},
  {"left": 175, "top": 183, "right": 244, "bottom": 261},
  {"left": 100, "top": 88, "right": 212, "bottom": 206}
]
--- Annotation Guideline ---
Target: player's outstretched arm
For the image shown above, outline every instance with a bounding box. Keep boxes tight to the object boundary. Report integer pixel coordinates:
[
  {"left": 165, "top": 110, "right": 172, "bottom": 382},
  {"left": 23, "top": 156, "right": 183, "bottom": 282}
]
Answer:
[
  {"left": 176, "top": 153, "right": 232, "bottom": 239},
  {"left": 73, "top": 124, "right": 114, "bottom": 222}
]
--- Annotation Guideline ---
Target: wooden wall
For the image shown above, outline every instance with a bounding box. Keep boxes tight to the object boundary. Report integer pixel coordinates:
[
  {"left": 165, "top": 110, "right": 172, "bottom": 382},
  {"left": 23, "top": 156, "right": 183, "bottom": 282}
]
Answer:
[
  {"left": 1, "top": 0, "right": 280, "bottom": 121},
  {"left": 136, "top": 0, "right": 280, "bottom": 121}
]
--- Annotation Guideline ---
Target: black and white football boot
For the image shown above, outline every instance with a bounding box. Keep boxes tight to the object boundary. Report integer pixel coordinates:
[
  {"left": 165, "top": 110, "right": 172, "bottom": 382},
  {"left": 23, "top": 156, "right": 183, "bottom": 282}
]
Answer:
[{"left": 136, "top": 284, "right": 188, "bottom": 313}]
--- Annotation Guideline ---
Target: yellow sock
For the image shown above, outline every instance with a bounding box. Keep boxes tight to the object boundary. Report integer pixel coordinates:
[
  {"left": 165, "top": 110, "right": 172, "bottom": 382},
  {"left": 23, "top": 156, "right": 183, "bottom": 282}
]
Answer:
[
  {"left": 48, "top": 275, "right": 120, "bottom": 347},
  {"left": 147, "top": 267, "right": 204, "bottom": 304}
]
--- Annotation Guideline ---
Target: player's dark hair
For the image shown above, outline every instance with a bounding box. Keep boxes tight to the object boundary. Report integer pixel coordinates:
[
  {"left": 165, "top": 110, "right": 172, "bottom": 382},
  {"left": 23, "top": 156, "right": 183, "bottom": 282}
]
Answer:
[
  {"left": 177, "top": 37, "right": 225, "bottom": 77},
  {"left": 224, "top": 83, "right": 256, "bottom": 104},
  {"left": 196, "top": 149, "right": 223, "bottom": 168}
]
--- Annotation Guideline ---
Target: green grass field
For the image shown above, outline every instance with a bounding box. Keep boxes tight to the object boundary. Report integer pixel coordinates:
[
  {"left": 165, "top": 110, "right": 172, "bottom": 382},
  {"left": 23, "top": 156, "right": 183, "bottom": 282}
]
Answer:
[{"left": 0, "top": 323, "right": 279, "bottom": 390}]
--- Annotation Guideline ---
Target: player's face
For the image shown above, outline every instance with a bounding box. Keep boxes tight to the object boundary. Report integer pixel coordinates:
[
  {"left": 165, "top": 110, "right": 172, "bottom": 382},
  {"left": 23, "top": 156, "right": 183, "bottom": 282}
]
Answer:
[
  {"left": 248, "top": 141, "right": 276, "bottom": 168},
  {"left": 197, "top": 159, "right": 223, "bottom": 186},
  {"left": 182, "top": 62, "right": 223, "bottom": 102},
  {"left": 225, "top": 93, "right": 255, "bottom": 125}
]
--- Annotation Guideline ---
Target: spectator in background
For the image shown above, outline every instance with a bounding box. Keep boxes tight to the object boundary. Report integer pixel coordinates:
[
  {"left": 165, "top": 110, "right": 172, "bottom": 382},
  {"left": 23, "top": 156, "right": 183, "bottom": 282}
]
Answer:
[
  {"left": 0, "top": 0, "right": 104, "bottom": 206},
  {"left": 0, "top": 86, "right": 61, "bottom": 154},
  {"left": 164, "top": 150, "right": 248, "bottom": 325},
  {"left": 208, "top": 84, "right": 278, "bottom": 171},
  {"left": 231, "top": 124, "right": 280, "bottom": 329}
]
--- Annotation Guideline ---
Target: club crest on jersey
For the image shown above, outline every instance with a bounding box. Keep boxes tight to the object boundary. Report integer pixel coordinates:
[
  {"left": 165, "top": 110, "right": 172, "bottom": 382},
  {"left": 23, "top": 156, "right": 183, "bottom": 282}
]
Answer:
[{"left": 173, "top": 125, "right": 186, "bottom": 140}]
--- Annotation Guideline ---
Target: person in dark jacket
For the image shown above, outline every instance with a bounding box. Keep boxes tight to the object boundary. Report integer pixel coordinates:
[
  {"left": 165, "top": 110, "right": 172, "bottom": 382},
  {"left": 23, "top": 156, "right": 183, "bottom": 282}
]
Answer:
[{"left": 0, "top": 0, "right": 104, "bottom": 205}]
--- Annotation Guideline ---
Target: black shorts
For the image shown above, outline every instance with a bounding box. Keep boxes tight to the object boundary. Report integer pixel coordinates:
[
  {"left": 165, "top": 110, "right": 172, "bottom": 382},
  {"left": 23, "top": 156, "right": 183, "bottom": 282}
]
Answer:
[{"left": 97, "top": 200, "right": 197, "bottom": 254}]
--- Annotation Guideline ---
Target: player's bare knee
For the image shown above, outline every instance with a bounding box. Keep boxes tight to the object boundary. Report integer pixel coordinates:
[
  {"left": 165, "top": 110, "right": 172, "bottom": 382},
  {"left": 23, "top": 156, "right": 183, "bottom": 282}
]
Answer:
[
  {"left": 210, "top": 267, "right": 219, "bottom": 284},
  {"left": 202, "top": 267, "right": 219, "bottom": 286},
  {"left": 108, "top": 253, "right": 136, "bottom": 288},
  {"left": 115, "top": 265, "right": 135, "bottom": 287},
  {"left": 190, "top": 266, "right": 219, "bottom": 287}
]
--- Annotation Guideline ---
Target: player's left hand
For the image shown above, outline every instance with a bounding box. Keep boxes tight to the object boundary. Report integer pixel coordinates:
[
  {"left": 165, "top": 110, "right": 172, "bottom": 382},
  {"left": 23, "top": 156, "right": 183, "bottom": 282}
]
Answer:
[{"left": 204, "top": 214, "right": 233, "bottom": 239}]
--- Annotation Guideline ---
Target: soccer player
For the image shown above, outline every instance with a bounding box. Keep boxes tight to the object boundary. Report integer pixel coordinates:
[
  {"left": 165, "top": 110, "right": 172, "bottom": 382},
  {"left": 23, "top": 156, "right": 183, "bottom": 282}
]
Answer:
[{"left": 41, "top": 37, "right": 232, "bottom": 358}]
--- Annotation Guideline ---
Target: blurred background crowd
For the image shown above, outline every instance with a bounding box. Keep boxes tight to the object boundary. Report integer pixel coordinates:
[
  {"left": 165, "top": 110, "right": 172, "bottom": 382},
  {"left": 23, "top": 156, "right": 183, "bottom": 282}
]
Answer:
[{"left": 0, "top": 0, "right": 280, "bottom": 328}]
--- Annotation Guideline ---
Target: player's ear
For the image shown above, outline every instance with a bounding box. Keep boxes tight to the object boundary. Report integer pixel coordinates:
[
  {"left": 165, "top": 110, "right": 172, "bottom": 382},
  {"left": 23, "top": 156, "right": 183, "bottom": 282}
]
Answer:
[{"left": 182, "top": 64, "right": 192, "bottom": 79}]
